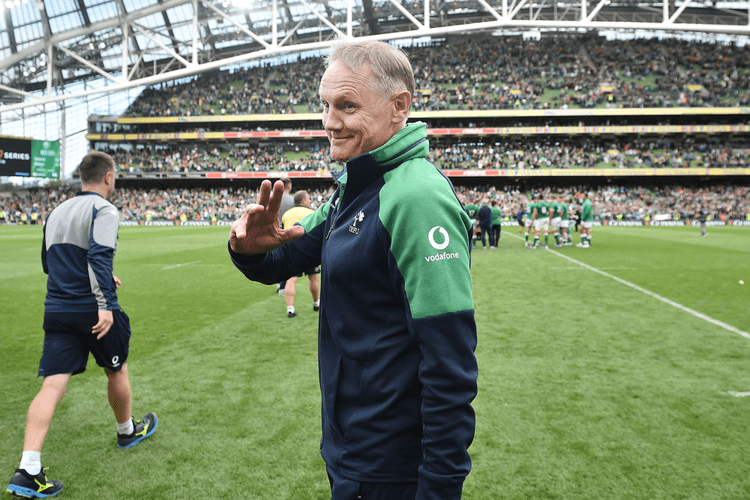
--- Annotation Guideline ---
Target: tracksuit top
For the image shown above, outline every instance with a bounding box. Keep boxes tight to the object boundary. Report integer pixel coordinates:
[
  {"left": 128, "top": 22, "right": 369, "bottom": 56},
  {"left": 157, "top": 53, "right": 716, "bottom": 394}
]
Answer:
[
  {"left": 42, "top": 191, "right": 120, "bottom": 313},
  {"left": 230, "top": 122, "right": 478, "bottom": 499},
  {"left": 478, "top": 205, "right": 492, "bottom": 228}
]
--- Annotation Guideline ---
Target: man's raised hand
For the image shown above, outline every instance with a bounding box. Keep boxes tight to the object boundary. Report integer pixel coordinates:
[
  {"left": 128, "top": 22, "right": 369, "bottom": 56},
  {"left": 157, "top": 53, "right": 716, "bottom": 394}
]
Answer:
[{"left": 229, "top": 180, "right": 305, "bottom": 254}]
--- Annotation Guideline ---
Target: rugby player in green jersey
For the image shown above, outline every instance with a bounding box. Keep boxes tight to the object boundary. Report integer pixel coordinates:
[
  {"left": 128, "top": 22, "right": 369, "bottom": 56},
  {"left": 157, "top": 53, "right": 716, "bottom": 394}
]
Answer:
[
  {"left": 530, "top": 193, "right": 550, "bottom": 249},
  {"left": 558, "top": 196, "right": 572, "bottom": 245},
  {"left": 548, "top": 194, "right": 561, "bottom": 248},
  {"left": 577, "top": 192, "right": 594, "bottom": 248},
  {"left": 463, "top": 198, "right": 480, "bottom": 250}
]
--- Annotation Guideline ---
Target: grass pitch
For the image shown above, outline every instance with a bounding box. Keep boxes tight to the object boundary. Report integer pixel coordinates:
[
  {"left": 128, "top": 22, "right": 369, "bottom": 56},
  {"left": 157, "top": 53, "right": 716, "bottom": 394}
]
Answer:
[{"left": 1, "top": 223, "right": 749, "bottom": 499}]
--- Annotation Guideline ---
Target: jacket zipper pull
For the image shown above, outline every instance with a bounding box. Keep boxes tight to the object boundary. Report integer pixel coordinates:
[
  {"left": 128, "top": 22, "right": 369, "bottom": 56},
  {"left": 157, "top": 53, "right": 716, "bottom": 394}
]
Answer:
[
  {"left": 326, "top": 215, "right": 337, "bottom": 240},
  {"left": 325, "top": 193, "right": 341, "bottom": 240}
]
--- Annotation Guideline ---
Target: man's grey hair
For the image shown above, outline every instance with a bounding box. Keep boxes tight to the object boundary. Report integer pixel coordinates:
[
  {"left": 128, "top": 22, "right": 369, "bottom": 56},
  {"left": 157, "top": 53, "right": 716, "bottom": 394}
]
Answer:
[{"left": 324, "top": 40, "right": 415, "bottom": 101}]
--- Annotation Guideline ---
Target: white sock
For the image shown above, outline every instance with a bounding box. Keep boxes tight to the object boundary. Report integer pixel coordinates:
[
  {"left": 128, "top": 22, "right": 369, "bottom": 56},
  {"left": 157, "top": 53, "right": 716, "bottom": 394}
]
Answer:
[
  {"left": 313, "top": 300, "right": 320, "bottom": 307},
  {"left": 20, "top": 451, "right": 41, "bottom": 476},
  {"left": 287, "top": 306, "right": 295, "bottom": 314},
  {"left": 117, "top": 418, "right": 134, "bottom": 436}
]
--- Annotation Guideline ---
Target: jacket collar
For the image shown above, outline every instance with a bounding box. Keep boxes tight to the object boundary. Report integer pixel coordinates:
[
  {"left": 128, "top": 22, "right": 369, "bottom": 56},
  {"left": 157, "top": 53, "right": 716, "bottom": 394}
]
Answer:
[
  {"left": 332, "top": 122, "right": 428, "bottom": 202},
  {"left": 76, "top": 191, "right": 105, "bottom": 199}
]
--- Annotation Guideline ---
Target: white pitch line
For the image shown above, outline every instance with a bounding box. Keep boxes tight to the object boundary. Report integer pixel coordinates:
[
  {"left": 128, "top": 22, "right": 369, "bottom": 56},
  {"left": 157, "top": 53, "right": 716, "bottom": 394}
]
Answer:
[
  {"left": 163, "top": 261, "right": 200, "bottom": 270},
  {"left": 548, "top": 266, "right": 642, "bottom": 270},
  {"left": 505, "top": 232, "right": 750, "bottom": 340},
  {"left": 726, "top": 391, "right": 750, "bottom": 397}
]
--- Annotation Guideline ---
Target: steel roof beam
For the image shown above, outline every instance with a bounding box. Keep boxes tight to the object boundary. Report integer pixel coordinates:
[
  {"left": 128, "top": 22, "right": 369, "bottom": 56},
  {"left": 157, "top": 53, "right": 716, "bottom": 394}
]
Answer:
[
  {"left": 75, "top": 0, "right": 92, "bottom": 27},
  {"left": 4, "top": 10, "right": 17, "bottom": 54},
  {"left": 157, "top": 0, "right": 180, "bottom": 52},
  {"left": 0, "top": 0, "right": 193, "bottom": 73}
]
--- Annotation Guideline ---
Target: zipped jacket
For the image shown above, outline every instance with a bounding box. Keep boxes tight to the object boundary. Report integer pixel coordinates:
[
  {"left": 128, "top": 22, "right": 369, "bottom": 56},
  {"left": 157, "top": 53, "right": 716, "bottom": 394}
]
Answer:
[{"left": 230, "top": 123, "right": 478, "bottom": 499}]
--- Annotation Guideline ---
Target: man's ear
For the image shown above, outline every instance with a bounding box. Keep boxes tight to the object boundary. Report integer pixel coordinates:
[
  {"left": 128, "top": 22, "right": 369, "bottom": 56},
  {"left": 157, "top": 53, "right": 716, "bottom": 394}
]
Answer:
[{"left": 391, "top": 90, "right": 411, "bottom": 125}]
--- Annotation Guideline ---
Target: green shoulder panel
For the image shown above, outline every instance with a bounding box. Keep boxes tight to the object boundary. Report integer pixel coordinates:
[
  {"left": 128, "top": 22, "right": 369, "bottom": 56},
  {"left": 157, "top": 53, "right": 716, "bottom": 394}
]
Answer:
[
  {"left": 379, "top": 159, "right": 474, "bottom": 319},
  {"left": 299, "top": 197, "right": 333, "bottom": 232}
]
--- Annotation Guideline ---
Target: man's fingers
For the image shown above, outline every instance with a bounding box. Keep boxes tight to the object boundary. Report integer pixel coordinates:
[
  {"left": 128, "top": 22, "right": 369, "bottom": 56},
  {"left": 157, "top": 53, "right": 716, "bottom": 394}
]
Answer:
[
  {"left": 255, "top": 180, "right": 273, "bottom": 208},
  {"left": 92, "top": 320, "right": 112, "bottom": 340},
  {"left": 92, "top": 311, "right": 113, "bottom": 340},
  {"left": 243, "top": 203, "right": 265, "bottom": 215},
  {"left": 279, "top": 225, "right": 306, "bottom": 244},
  {"left": 235, "top": 204, "right": 265, "bottom": 238},
  {"left": 265, "top": 180, "right": 286, "bottom": 219}
]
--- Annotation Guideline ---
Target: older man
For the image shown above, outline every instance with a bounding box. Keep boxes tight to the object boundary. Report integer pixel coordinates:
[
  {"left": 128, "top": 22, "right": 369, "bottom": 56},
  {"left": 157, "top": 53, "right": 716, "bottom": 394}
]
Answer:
[{"left": 229, "top": 40, "right": 477, "bottom": 500}]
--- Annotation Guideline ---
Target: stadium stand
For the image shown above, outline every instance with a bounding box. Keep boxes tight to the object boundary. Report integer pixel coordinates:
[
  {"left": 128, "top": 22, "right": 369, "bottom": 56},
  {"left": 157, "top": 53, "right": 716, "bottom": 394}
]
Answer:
[{"left": 119, "top": 35, "right": 750, "bottom": 117}]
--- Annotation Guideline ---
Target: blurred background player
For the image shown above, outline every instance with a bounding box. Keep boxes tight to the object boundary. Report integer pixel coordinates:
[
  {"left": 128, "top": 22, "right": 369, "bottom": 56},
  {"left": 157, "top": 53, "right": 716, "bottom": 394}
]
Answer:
[
  {"left": 478, "top": 200, "right": 492, "bottom": 250},
  {"left": 516, "top": 204, "right": 526, "bottom": 236},
  {"left": 276, "top": 177, "right": 295, "bottom": 296},
  {"left": 558, "top": 195, "right": 572, "bottom": 246},
  {"left": 490, "top": 200, "right": 502, "bottom": 248},
  {"left": 695, "top": 205, "right": 708, "bottom": 237},
  {"left": 530, "top": 193, "right": 550, "bottom": 249},
  {"left": 281, "top": 190, "right": 321, "bottom": 317},
  {"left": 6, "top": 152, "right": 157, "bottom": 499},
  {"left": 463, "top": 196, "right": 479, "bottom": 249},
  {"left": 548, "top": 194, "right": 561, "bottom": 248},
  {"left": 523, "top": 197, "right": 534, "bottom": 246},
  {"left": 577, "top": 192, "right": 594, "bottom": 248}
]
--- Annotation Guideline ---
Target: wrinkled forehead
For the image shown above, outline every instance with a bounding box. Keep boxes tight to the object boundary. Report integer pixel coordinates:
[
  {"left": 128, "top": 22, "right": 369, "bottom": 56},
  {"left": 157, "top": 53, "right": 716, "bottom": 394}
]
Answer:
[{"left": 319, "top": 60, "right": 376, "bottom": 97}]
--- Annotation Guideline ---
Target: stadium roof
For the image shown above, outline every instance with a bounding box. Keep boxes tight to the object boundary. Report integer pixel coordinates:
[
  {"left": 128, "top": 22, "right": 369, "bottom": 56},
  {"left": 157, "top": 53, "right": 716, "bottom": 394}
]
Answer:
[{"left": 1, "top": 0, "right": 749, "bottom": 112}]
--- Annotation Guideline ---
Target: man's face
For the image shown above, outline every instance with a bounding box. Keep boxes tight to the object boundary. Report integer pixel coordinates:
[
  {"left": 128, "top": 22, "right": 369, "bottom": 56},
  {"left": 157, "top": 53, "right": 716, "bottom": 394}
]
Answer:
[{"left": 319, "top": 61, "right": 397, "bottom": 162}]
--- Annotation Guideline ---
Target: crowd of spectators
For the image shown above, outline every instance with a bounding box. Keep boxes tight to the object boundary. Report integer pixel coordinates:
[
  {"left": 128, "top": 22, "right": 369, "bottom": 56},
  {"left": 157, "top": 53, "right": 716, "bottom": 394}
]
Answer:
[
  {"left": 100, "top": 143, "right": 333, "bottom": 174},
  {"left": 2, "top": 183, "right": 748, "bottom": 224},
  {"left": 430, "top": 138, "right": 750, "bottom": 170},
  {"left": 123, "top": 34, "right": 750, "bottom": 118},
  {"left": 98, "top": 136, "right": 750, "bottom": 174}
]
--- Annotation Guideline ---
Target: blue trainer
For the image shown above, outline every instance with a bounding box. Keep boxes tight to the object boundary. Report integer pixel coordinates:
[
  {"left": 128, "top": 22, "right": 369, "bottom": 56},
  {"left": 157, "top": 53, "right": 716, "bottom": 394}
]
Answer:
[
  {"left": 117, "top": 412, "right": 158, "bottom": 449},
  {"left": 6, "top": 468, "right": 63, "bottom": 498}
]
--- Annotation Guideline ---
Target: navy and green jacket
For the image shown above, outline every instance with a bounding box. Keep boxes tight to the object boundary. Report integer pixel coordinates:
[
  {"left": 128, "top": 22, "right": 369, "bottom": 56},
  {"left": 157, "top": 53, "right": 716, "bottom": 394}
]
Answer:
[
  {"left": 42, "top": 192, "right": 120, "bottom": 313},
  {"left": 230, "top": 123, "right": 478, "bottom": 499}
]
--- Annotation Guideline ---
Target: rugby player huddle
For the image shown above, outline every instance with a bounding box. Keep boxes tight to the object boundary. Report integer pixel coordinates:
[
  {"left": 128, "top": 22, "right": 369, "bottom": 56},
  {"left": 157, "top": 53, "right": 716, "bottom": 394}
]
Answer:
[{"left": 524, "top": 193, "right": 592, "bottom": 249}]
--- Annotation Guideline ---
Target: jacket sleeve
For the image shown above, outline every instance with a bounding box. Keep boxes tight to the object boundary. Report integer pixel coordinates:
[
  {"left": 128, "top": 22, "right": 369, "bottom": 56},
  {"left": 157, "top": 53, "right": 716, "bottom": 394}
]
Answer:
[
  {"left": 379, "top": 169, "right": 478, "bottom": 500},
  {"left": 88, "top": 205, "right": 119, "bottom": 310},
  {"left": 412, "top": 310, "right": 477, "bottom": 500}
]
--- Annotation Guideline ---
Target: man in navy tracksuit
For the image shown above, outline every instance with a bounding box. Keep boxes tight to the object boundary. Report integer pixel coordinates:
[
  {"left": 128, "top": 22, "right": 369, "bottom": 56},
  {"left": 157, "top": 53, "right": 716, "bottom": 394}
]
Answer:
[
  {"left": 229, "top": 41, "right": 478, "bottom": 499},
  {"left": 478, "top": 201, "right": 492, "bottom": 250},
  {"left": 6, "top": 152, "right": 157, "bottom": 499}
]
